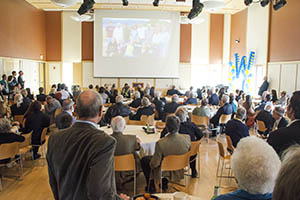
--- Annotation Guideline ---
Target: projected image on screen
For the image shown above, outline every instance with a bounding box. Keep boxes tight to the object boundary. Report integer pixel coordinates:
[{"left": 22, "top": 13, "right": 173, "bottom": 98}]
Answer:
[{"left": 103, "top": 18, "right": 171, "bottom": 58}]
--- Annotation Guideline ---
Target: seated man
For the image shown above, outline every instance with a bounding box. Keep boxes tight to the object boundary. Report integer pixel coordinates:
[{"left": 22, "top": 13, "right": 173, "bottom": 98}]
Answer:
[
  {"left": 166, "top": 85, "right": 182, "bottom": 96},
  {"left": 255, "top": 94, "right": 273, "bottom": 112},
  {"left": 184, "top": 86, "right": 193, "bottom": 97},
  {"left": 130, "top": 97, "right": 154, "bottom": 121},
  {"left": 225, "top": 107, "right": 249, "bottom": 148},
  {"left": 10, "top": 93, "right": 30, "bottom": 118},
  {"left": 36, "top": 87, "right": 47, "bottom": 102},
  {"left": 192, "top": 99, "right": 211, "bottom": 118},
  {"left": 208, "top": 88, "right": 219, "bottom": 106},
  {"left": 210, "top": 95, "right": 233, "bottom": 135},
  {"left": 55, "top": 99, "right": 76, "bottom": 130},
  {"left": 255, "top": 104, "right": 275, "bottom": 136},
  {"left": 161, "top": 107, "right": 203, "bottom": 178},
  {"left": 275, "top": 91, "right": 287, "bottom": 107},
  {"left": 141, "top": 115, "right": 191, "bottom": 193},
  {"left": 111, "top": 116, "right": 141, "bottom": 188},
  {"left": 128, "top": 91, "right": 141, "bottom": 109},
  {"left": 163, "top": 94, "right": 181, "bottom": 121},
  {"left": 104, "top": 95, "right": 131, "bottom": 124},
  {"left": 152, "top": 91, "right": 165, "bottom": 120},
  {"left": 57, "top": 112, "right": 73, "bottom": 130},
  {"left": 45, "top": 96, "right": 61, "bottom": 124},
  {"left": 184, "top": 93, "right": 197, "bottom": 105},
  {"left": 271, "top": 106, "right": 288, "bottom": 131},
  {"left": 213, "top": 136, "right": 281, "bottom": 200}
]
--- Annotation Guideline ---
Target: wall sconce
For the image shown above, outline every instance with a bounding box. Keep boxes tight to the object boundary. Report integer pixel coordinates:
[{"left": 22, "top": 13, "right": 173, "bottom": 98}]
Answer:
[{"left": 235, "top": 39, "right": 240, "bottom": 44}]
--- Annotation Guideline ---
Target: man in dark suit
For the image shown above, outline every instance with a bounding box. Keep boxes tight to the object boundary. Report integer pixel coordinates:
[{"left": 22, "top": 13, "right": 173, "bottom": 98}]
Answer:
[
  {"left": 163, "top": 94, "right": 181, "bottom": 121},
  {"left": 166, "top": 85, "right": 183, "bottom": 96},
  {"left": 129, "top": 91, "right": 141, "bottom": 108},
  {"left": 208, "top": 88, "right": 219, "bottom": 106},
  {"left": 153, "top": 91, "right": 165, "bottom": 120},
  {"left": 258, "top": 76, "right": 269, "bottom": 97},
  {"left": 47, "top": 90, "right": 128, "bottom": 200},
  {"left": 105, "top": 95, "right": 131, "bottom": 124},
  {"left": 272, "top": 106, "right": 288, "bottom": 131},
  {"left": 130, "top": 97, "right": 154, "bottom": 120},
  {"left": 36, "top": 87, "right": 47, "bottom": 102},
  {"left": 268, "top": 91, "right": 300, "bottom": 156},
  {"left": 55, "top": 99, "right": 76, "bottom": 130},
  {"left": 255, "top": 104, "right": 275, "bottom": 136},
  {"left": 11, "top": 71, "right": 18, "bottom": 87},
  {"left": 17, "top": 71, "right": 25, "bottom": 89},
  {"left": 111, "top": 116, "right": 141, "bottom": 188},
  {"left": 225, "top": 107, "right": 249, "bottom": 148},
  {"left": 210, "top": 95, "right": 233, "bottom": 133}
]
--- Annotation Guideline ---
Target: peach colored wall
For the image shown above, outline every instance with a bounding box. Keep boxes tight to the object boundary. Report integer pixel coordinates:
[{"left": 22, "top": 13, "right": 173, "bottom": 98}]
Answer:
[
  {"left": 210, "top": 14, "right": 224, "bottom": 64},
  {"left": 46, "top": 11, "right": 62, "bottom": 61},
  {"left": 82, "top": 22, "right": 94, "bottom": 61},
  {"left": 180, "top": 24, "right": 192, "bottom": 63}
]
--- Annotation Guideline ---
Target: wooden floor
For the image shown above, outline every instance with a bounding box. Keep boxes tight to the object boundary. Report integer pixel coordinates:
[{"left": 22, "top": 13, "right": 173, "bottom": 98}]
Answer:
[{"left": 0, "top": 135, "right": 236, "bottom": 200}]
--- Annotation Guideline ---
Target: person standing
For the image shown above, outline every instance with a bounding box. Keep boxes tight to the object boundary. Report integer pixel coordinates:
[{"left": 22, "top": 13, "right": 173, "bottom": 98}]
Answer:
[
  {"left": 46, "top": 90, "right": 128, "bottom": 200},
  {"left": 18, "top": 71, "right": 25, "bottom": 89},
  {"left": 258, "top": 76, "right": 269, "bottom": 97},
  {"left": 0, "top": 74, "right": 8, "bottom": 93},
  {"left": 11, "top": 71, "right": 18, "bottom": 87}
]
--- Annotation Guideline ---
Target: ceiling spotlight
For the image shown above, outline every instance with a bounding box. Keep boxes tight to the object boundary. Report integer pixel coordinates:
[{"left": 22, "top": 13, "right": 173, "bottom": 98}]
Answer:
[
  {"left": 122, "top": 0, "right": 129, "bottom": 6},
  {"left": 153, "top": 0, "right": 159, "bottom": 7},
  {"left": 244, "top": 0, "right": 252, "bottom": 6},
  {"left": 188, "top": 0, "right": 204, "bottom": 20},
  {"left": 78, "top": 0, "right": 95, "bottom": 15},
  {"left": 273, "top": 0, "right": 287, "bottom": 11},
  {"left": 260, "top": 0, "right": 270, "bottom": 7}
]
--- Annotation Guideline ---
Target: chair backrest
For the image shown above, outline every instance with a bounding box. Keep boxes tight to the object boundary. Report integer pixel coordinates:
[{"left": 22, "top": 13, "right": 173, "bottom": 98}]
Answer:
[
  {"left": 141, "top": 114, "right": 155, "bottom": 126},
  {"left": 114, "top": 154, "right": 135, "bottom": 171},
  {"left": 217, "top": 140, "right": 225, "bottom": 158},
  {"left": 155, "top": 121, "right": 165, "bottom": 129},
  {"left": 40, "top": 128, "right": 48, "bottom": 143},
  {"left": 54, "top": 108, "right": 63, "bottom": 119},
  {"left": 19, "top": 132, "right": 32, "bottom": 148},
  {"left": 161, "top": 151, "right": 191, "bottom": 172},
  {"left": 190, "top": 140, "right": 201, "bottom": 156},
  {"left": 0, "top": 142, "right": 19, "bottom": 160},
  {"left": 191, "top": 115, "right": 209, "bottom": 127},
  {"left": 257, "top": 120, "right": 268, "bottom": 132},
  {"left": 219, "top": 114, "right": 231, "bottom": 124},
  {"left": 14, "top": 115, "right": 24, "bottom": 126},
  {"left": 225, "top": 135, "right": 234, "bottom": 153},
  {"left": 123, "top": 116, "right": 130, "bottom": 124}
]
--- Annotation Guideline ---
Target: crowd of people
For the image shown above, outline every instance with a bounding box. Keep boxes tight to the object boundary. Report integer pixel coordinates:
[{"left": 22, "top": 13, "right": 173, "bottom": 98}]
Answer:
[{"left": 0, "top": 72, "right": 300, "bottom": 199}]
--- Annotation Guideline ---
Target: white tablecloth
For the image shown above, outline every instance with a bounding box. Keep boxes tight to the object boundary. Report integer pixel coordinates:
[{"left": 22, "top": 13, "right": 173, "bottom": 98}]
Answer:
[
  {"left": 155, "top": 193, "right": 202, "bottom": 200},
  {"left": 165, "top": 97, "right": 185, "bottom": 104},
  {"left": 100, "top": 125, "right": 161, "bottom": 156}
]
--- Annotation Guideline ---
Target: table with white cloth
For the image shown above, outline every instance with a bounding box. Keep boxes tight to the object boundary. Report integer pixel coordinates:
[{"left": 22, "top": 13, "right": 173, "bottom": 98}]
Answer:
[
  {"left": 100, "top": 125, "right": 161, "bottom": 156},
  {"left": 155, "top": 193, "right": 202, "bottom": 200},
  {"left": 164, "top": 96, "right": 185, "bottom": 104},
  {"left": 185, "top": 105, "right": 217, "bottom": 119}
]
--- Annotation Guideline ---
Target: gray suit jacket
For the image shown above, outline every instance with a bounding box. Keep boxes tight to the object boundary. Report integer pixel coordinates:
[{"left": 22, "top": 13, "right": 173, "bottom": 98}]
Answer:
[
  {"left": 150, "top": 133, "right": 191, "bottom": 182},
  {"left": 46, "top": 122, "right": 122, "bottom": 200}
]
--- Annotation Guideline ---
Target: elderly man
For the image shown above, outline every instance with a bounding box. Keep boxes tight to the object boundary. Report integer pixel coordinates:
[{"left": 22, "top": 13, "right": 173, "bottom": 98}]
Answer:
[
  {"left": 47, "top": 90, "right": 129, "bottom": 200},
  {"left": 152, "top": 91, "right": 165, "bottom": 120},
  {"left": 104, "top": 95, "right": 131, "bottom": 124},
  {"left": 141, "top": 115, "right": 191, "bottom": 193},
  {"left": 166, "top": 85, "right": 182, "bottom": 96},
  {"left": 161, "top": 107, "right": 203, "bottom": 178},
  {"left": 214, "top": 136, "right": 281, "bottom": 200},
  {"left": 45, "top": 96, "right": 61, "bottom": 124},
  {"left": 111, "top": 116, "right": 141, "bottom": 188},
  {"left": 208, "top": 88, "right": 219, "bottom": 106},
  {"left": 258, "top": 76, "right": 269, "bottom": 97},
  {"left": 55, "top": 99, "right": 76, "bottom": 130},
  {"left": 225, "top": 107, "right": 249, "bottom": 148},
  {"left": 271, "top": 106, "right": 288, "bottom": 131},
  {"left": 130, "top": 97, "right": 154, "bottom": 121},
  {"left": 184, "top": 93, "right": 197, "bottom": 105},
  {"left": 128, "top": 91, "right": 141, "bottom": 108},
  {"left": 210, "top": 95, "right": 233, "bottom": 136},
  {"left": 255, "top": 104, "right": 275, "bottom": 136},
  {"left": 267, "top": 91, "right": 300, "bottom": 156},
  {"left": 163, "top": 94, "right": 181, "bottom": 121}
]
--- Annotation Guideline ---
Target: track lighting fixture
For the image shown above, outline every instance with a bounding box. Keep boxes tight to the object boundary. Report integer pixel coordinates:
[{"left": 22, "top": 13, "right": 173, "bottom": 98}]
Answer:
[
  {"left": 78, "top": 0, "right": 95, "bottom": 15},
  {"left": 244, "top": 0, "right": 253, "bottom": 6},
  {"left": 273, "top": 0, "right": 287, "bottom": 11},
  {"left": 260, "top": 0, "right": 270, "bottom": 7},
  {"left": 188, "top": 0, "right": 204, "bottom": 20},
  {"left": 153, "top": 0, "right": 159, "bottom": 7},
  {"left": 122, "top": 0, "right": 129, "bottom": 6}
]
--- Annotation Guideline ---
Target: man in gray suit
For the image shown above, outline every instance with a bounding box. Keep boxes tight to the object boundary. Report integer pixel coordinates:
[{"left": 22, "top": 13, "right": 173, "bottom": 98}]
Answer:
[
  {"left": 111, "top": 116, "right": 141, "bottom": 189},
  {"left": 47, "top": 90, "right": 129, "bottom": 200},
  {"left": 141, "top": 115, "right": 191, "bottom": 193}
]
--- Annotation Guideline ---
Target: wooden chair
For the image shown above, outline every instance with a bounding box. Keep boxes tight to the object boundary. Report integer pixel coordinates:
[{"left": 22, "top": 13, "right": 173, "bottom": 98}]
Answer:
[
  {"left": 0, "top": 142, "right": 23, "bottom": 191},
  {"left": 225, "top": 135, "right": 234, "bottom": 155},
  {"left": 54, "top": 108, "right": 63, "bottom": 119},
  {"left": 19, "top": 132, "right": 32, "bottom": 149},
  {"left": 216, "top": 140, "right": 234, "bottom": 187},
  {"left": 141, "top": 114, "right": 155, "bottom": 126},
  {"left": 123, "top": 116, "right": 129, "bottom": 124},
  {"left": 160, "top": 151, "right": 191, "bottom": 192},
  {"left": 257, "top": 120, "right": 268, "bottom": 137},
  {"left": 219, "top": 114, "right": 232, "bottom": 134},
  {"left": 191, "top": 115, "right": 210, "bottom": 128},
  {"left": 31, "top": 127, "right": 48, "bottom": 159},
  {"left": 114, "top": 154, "right": 136, "bottom": 195},
  {"left": 189, "top": 140, "right": 201, "bottom": 178},
  {"left": 14, "top": 115, "right": 24, "bottom": 127},
  {"left": 155, "top": 121, "right": 165, "bottom": 129}
]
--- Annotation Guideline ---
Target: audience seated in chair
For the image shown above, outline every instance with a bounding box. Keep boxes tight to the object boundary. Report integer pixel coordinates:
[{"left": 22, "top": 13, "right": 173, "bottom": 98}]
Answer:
[
  {"left": 130, "top": 97, "right": 154, "bottom": 121},
  {"left": 141, "top": 115, "right": 191, "bottom": 193},
  {"left": 44, "top": 96, "right": 61, "bottom": 124},
  {"left": 55, "top": 99, "right": 76, "bottom": 130},
  {"left": 36, "top": 87, "right": 47, "bottom": 102},
  {"left": 192, "top": 99, "right": 211, "bottom": 118},
  {"left": 10, "top": 93, "right": 30, "bottom": 118},
  {"left": 213, "top": 136, "right": 281, "bottom": 200},
  {"left": 20, "top": 88, "right": 32, "bottom": 105},
  {"left": 57, "top": 112, "right": 73, "bottom": 130},
  {"left": 208, "top": 88, "right": 219, "bottom": 106},
  {"left": 225, "top": 107, "right": 249, "bottom": 148},
  {"left": 152, "top": 91, "right": 165, "bottom": 120},
  {"left": 275, "top": 90, "right": 287, "bottom": 107},
  {"left": 255, "top": 104, "right": 275, "bottom": 137},
  {"left": 166, "top": 85, "right": 182, "bottom": 96},
  {"left": 121, "top": 83, "right": 131, "bottom": 99},
  {"left": 110, "top": 116, "right": 141, "bottom": 189},
  {"left": 104, "top": 95, "right": 131, "bottom": 124},
  {"left": 160, "top": 107, "right": 203, "bottom": 178},
  {"left": 184, "top": 93, "right": 197, "bottom": 105},
  {"left": 99, "top": 87, "right": 108, "bottom": 104},
  {"left": 163, "top": 94, "right": 181, "bottom": 121},
  {"left": 129, "top": 91, "right": 142, "bottom": 109},
  {"left": 271, "top": 106, "right": 288, "bottom": 131}
]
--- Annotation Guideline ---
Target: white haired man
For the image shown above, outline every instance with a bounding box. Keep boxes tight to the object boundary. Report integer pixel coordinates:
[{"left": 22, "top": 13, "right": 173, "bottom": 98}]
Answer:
[
  {"left": 152, "top": 91, "right": 165, "bottom": 120},
  {"left": 128, "top": 91, "right": 141, "bottom": 108},
  {"left": 130, "top": 97, "right": 154, "bottom": 121},
  {"left": 271, "top": 106, "right": 288, "bottom": 131},
  {"left": 255, "top": 104, "right": 275, "bottom": 137},
  {"left": 104, "top": 95, "right": 131, "bottom": 124},
  {"left": 111, "top": 116, "right": 141, "bottom": 188},
  {"left": 55, "top": 99, "right": 76, "bottom": 130},
  {"left": 213, "top": 136, "right": 281, "bottom": 200},
  {"left": 163, "top": 94, "right": 181, "bottom": 121}
]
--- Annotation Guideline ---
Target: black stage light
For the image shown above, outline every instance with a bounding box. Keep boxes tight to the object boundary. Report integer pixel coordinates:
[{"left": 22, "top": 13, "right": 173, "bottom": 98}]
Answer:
[
  {"left": 260, "top": 0, "right": 270, "bottom": 7},
  {"left": 187, "top": 0, "right": 204, "bottom": 20},
  {"left": 78, "top": 0, "right": 95, "bottom": 15},
  {"left": 153, "top": 0, "right": 159, "bottom": 7},
  {"left": 273, "top": 0, "right": 287, "bottom": 11},
  {"left": 122, "top": 0, "right": 129, "bottom": 6},
  {"left": 244, "top": 0, "right": 253, "bottom": 6}
]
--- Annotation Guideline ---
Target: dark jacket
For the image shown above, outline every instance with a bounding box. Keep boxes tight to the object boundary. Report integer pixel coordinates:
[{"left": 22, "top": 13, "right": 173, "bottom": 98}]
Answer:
[
  {"left": 23, "top": 96, "right": 32, "bottom": 105},
  {"left": 46, "top": 122, "right": 122, "bottom": 200},
  {"left": 267, "top": 120, "right": 300, "bottom": 156},
  {"left": 129, "top": 98, "right": 141, "bottom": 108},
  {"left": 184, "top": 98, "right": 197, "bottom": 105},
  {"left": 153, "top": 97, "right": 165, "bottom": 120},
  {"left": 37, "top": 94, "right": 47, "bottom": 102},
  {"left": 255, "top": 110, "right": 275, "bottom": 135},
  {"left": 214, "top": 189, "right": 272, "bottom": 200},
  {"left": 23, "top": 111, "right": 50, "bottom": 145},
  {"left": 18, "top": 76, "right": 24, "bottom": 89},
  {"left": 225, "top": 119, "right": 249, "bottom": 147},
  {"left": 104, "top": 103, "right": 131, "bottom": 124},
  {"left": 209, "top": 93, "right": 219, "bottom": 106},
  {"left": 0, "top": 132, "right": 25, "bottom": 145},
  {"left": 210, "top": 103, "right": 233, "bottom": 126},
  {"left": 278, "top": 117, "right": 288, "bottom": 129},
  {"left": 131, "top": 106, "right": 154, "bottom": 120},
  {"left": 11, "top": 102, "right": 30, "bottom": 117},
  {"left": 161, "top": 121, "right": 203, "bottom": 141},
  {"left": 163, "top": 102, "right": 181, "bottom": 121},
  {"left": 166, "top": 89, "right": 182, "bottom": 96},
  {"left": 55, "top": 111, "right": 76, "bottom": 130},
  {"left": 258, "top": 80, "right": 269, "bottom": 96}
]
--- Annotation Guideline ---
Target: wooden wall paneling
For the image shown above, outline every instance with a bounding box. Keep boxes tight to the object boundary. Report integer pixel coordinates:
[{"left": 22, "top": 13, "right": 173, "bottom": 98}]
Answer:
[
  {"left": 210, "top": 14, "right": 224, "bottom": 64},
  {"left": 268, "top": 64, "right": 281, "bottom": 93},
  {"left": 180, "top": 24, "right": 192, "bottom": 63},
  {"left": 73, "top": 62, "right": 83, "bottom": 86},
  {"left": 280, "top": 63, "right": 297, "bottom": 95},
  {"left": 82, "top": 22, "right": 94, "bottom": 61}
]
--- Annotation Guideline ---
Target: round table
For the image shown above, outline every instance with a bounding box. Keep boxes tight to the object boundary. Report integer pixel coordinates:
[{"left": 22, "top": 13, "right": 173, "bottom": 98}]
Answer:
[
  {"left": 101, "top": 125, "right": 161, "bottom": 156},
  {"left": 155, "top": 193, "right": 202, "bottom": 200}
]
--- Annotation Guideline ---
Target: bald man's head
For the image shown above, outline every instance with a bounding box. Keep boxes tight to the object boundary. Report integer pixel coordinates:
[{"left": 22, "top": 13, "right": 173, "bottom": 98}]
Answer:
[{"left": 76, "top": 90, "right": 103, "bottom": 119}]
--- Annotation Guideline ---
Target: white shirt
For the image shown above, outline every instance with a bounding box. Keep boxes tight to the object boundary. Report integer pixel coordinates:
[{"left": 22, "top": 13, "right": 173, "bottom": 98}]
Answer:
[{"left": 60, "top": 90, "right": 70, "bottom": 100}]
